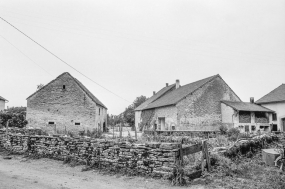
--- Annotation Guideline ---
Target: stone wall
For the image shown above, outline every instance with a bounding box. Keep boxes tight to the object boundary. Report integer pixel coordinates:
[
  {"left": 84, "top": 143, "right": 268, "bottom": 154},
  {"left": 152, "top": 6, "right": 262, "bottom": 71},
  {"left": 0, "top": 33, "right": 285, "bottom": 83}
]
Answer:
[
  {"left": 155, "top": 106, "right": 178, "bottom": 130},
  {"left": 0, "top": 133, "right": 179, "bottom": 177},
  {"left": 176, "top": 76, "right": 240, "bottom": 131},
  {"left": 26, "top": 73, "right": 106, "bottom": 134}
]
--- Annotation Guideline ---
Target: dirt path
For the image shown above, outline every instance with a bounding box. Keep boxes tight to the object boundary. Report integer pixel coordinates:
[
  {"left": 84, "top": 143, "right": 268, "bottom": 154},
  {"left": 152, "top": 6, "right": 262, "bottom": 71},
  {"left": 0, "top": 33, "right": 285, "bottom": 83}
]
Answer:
[{"left": 0, "top": 155, "right": 205, "bottom": 189}]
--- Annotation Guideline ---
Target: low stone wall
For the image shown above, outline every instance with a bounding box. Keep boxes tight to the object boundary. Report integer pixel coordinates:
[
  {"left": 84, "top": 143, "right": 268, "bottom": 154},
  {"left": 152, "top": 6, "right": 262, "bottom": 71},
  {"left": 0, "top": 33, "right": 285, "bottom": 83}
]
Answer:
[{"left": 0, "top": 133, "right": 180, "bottom": 177}]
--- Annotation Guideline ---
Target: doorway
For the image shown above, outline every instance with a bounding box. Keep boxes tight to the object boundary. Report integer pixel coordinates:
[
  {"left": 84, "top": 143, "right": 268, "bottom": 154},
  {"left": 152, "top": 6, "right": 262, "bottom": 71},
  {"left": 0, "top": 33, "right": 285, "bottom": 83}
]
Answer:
[
  {"left": 282, "top": 118, "right": 285, "bottom": 132},
  {"left": 158, "top": 117, "right": 165, "bottom": 130}
]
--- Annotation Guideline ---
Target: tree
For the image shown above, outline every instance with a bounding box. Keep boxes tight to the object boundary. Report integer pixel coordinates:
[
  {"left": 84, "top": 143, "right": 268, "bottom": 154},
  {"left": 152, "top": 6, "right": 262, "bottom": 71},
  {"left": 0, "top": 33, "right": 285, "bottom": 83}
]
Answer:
[
  {"left": 0, "top": 107, "right": 28, "bottom": 128},
  {"left": 122, "top": 95, "right": 147, "bottom": 128}
]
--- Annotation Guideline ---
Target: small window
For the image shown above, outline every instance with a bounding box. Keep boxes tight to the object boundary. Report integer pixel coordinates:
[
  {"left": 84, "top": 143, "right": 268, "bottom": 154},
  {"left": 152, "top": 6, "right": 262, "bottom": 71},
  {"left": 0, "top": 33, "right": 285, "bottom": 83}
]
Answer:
[
  {"left": 99, "top": 108, "right": 100, "bottom": 115},
  {"left": 251, "top": 125, "right": 256, "bottom": 131},
  {"left": 272, "top": 113, "right": 277, "bottom": 121},
  {"left": 48, "top": 121, "right": 55, "bottom": 125},
  {"left": 63, "top": 85, "right": 66, "bottom": 90},
  {"left": 75, "top": 122, "right": 80, "bottom": 125}
]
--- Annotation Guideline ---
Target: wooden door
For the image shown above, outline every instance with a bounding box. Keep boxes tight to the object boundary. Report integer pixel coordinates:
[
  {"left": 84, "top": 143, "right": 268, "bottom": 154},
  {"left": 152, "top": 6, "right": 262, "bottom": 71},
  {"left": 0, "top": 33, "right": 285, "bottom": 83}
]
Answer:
[{"left": 282, "top": 118, "right": 285, "bottom": 132}]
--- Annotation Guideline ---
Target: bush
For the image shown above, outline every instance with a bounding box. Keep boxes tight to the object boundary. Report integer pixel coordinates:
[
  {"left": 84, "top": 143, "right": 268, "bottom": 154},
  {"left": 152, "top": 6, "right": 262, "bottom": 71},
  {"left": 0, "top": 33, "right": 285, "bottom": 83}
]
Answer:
[
  {"left": 227, "top": 128, "right": 240, "bottom": 141},
  {"left": 219, "top": 125, "right": 228, "bottom": 135}
]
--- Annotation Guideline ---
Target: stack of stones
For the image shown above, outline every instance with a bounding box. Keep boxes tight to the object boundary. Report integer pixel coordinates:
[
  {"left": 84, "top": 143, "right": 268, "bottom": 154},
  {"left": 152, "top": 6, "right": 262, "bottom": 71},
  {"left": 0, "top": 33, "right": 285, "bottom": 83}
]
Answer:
[{"left": 0, "top": 133, "right": 181, "bottom": 177}]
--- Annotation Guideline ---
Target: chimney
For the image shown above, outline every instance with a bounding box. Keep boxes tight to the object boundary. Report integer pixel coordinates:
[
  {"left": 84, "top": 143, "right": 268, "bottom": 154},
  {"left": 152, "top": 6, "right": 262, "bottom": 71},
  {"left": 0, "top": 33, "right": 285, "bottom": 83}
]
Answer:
[
  {"left": 153, "top": 91, "right": 156, "bottom": 95},
  {"left": 166, "top": 83, "right": 169, "bottom": 87},
  {"left": 250, "top": 97, "right": 254, "bottom": 103},
  {"left": 176, "top": 79, "right": 180, "bottom": 89}
]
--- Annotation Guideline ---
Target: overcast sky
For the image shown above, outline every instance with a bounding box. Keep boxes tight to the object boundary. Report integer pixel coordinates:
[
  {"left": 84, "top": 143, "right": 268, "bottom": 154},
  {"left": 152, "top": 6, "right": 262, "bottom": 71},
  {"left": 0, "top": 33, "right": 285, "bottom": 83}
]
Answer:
[{"left": 0, "top": 0, "right": 284, "bottom": 115}]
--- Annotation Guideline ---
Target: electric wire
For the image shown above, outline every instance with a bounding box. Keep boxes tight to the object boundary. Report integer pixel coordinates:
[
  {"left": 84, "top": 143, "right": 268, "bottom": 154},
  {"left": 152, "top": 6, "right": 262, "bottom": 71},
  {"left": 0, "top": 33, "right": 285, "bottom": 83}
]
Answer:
[{"left": 0, "top": 16, "right": 131, "bottom": 103}]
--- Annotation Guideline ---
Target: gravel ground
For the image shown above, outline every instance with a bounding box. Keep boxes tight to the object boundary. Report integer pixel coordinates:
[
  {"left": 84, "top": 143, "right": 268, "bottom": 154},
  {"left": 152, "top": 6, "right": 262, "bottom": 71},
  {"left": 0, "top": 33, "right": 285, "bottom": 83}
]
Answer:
[{"left": 0, "top": 154, "right": 205, "bottom": 189}]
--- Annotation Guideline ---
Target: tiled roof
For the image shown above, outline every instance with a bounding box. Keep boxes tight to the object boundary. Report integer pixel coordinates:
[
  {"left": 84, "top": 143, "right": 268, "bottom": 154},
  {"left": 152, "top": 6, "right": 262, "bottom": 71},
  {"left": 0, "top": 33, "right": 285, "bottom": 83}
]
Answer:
[
  {"left": 0, "top": 96, "right": 8, "bottom": 102},
  {"left": 135, "top": 84, "right": 175, "bottom": 111},
  {"left": 144, "top": 74, "right": 219, "bottom": 110},
  {"left": 256, "top": 84, "right": 285, "bottom": 104},
  {"left": 27, "top": 72, "right": 107, "bottom": 109},
  {"left": 221, "top": 100, "right": 274, "bottom": 112}
]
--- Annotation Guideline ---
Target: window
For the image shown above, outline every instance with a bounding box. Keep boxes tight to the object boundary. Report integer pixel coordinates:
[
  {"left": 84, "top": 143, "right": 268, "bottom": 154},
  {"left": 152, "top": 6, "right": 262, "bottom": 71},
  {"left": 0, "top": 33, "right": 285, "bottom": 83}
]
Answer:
[
  {"left": 48, "top": 121, "right": 55, "bottom": 125},
  {"left": 75, "top": 122, "right": 80, "bottom": 125},
  {"left": 99, "top": 108, "right": 100, "bottom": 115},
  {"left": 251, "top": 125, "right": 256, "bottom": 131},
  {"left": 63, "top": 85, "right": 66, "bottom": 90},
  {"left": 272, "top": 113, "right": 277, "bottom": 121}
]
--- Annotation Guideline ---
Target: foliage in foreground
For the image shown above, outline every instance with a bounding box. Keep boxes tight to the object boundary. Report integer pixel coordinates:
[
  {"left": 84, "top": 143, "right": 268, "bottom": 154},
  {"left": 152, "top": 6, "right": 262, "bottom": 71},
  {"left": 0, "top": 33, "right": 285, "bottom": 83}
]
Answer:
[{"left": 0, "top": 107, "right": 28, "bottom": 128}]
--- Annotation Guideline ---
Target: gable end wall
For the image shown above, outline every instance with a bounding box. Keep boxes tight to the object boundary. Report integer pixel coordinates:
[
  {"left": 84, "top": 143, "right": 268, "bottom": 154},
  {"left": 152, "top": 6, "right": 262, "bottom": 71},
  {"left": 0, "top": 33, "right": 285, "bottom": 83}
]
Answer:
[
  {"left": 176, "top": 76, "right": 240, "bottom": 131},
  {"left": 26, "top": 73, "right": 105, "bottom": 133}
]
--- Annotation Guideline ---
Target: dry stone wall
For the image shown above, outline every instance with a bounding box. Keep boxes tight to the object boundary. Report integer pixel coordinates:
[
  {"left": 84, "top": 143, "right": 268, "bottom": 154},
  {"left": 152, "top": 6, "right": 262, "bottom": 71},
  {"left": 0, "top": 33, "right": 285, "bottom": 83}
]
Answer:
[{"left": 0, "top": 133, "right": 180, "bottom": 177}]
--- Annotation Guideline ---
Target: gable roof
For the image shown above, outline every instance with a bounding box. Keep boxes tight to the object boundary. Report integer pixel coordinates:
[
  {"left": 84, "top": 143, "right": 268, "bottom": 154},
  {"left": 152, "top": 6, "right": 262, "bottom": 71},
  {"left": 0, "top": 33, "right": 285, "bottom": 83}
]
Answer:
[
  {"left": 221, "top": 100, "right": 274, "bottom": 112},
  {"left": 26, "top": 72, "right": 107, "bottom": 109},
  {"left": 256, "top": 84, "right": 285, "bottom": 104},
  {"left": 0, "top": 96, "right": 8, "bottom": 102},
  {"left": 135, "top": 84, "right": 175, "bottom": 111},
  {"left": 144, "top": 74, "right": 222, "bottom": 110}
]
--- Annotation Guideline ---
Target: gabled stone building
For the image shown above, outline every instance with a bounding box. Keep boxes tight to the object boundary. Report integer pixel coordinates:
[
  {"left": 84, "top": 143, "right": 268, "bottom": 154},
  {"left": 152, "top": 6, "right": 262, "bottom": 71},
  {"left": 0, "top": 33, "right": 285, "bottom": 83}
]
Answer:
[
  {"left": 136, "top": 74, "right": 241, "bottom": 131},
  {"left": 26, "top": 72, "right": 107, "bottom": 133}
]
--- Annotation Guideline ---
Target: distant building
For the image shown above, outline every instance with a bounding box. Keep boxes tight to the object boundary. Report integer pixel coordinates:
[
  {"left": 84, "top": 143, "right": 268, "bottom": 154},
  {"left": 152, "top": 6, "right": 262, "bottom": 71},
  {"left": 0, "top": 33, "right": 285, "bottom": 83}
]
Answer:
[
  {"left": 256, "top": 84, "right": 285, "bottom": 131},
  {"left": 26, "top": 72, "right": 107, "bottom": 133},
  {"left": 221, "top": 99, "right": 274, "bottom": 133},
  {"left": 135, "top": 74, "right": 241, "bottom": 131},
  {"left": 0, "top": 96, "right": 8, "bottom": 111}
]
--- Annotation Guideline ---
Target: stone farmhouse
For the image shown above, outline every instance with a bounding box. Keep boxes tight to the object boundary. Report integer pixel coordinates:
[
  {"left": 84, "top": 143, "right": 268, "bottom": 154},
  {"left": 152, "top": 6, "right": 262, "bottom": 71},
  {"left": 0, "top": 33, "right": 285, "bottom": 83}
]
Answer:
[
  {"left": 135, "top": 74, "right": 242, "bottom": 131},
  {"left": 26, "top": 72, "right": 107, "bottom": 133},
  {"left": 256, "top": 84, "right": 285, "bottom": 131},
  {"left": 0, "top": 96, "right": 8, "bottom": 111},
  {"left": 221, "top": 99, "right": 275, "bottom": 133}
]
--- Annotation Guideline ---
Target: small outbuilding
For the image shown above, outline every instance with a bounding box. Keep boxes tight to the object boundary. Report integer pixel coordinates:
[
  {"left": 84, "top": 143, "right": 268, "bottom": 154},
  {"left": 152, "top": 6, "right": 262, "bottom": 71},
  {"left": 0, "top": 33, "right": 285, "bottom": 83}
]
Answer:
[
  {"left": 221, "top": 99, "right": 275, "bottom": 133},
  {"left": 0, "top": 96, "right": 8, "bottom": 111}
]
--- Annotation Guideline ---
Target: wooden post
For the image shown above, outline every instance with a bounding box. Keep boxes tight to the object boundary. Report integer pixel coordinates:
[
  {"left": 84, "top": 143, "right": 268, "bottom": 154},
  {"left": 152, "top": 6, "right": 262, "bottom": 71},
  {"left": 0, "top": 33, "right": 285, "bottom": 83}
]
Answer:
[
  {"left": 113, "top": 124, "right": 115, "bottom": 139},
  {"left": 6, "top": 120, "right": 10, "bottom": 137},
  {"left": 119, "top": 123, "right": 122, "bottom": 139},
  {"left": 179, "top": 143, "right": 183, "bottom": 166},
  {"left": 202, "top": 140, "right": 211, "bottom": 172},
  {"left": 134, "top": 125, "right": 137, "bottom": 140}
]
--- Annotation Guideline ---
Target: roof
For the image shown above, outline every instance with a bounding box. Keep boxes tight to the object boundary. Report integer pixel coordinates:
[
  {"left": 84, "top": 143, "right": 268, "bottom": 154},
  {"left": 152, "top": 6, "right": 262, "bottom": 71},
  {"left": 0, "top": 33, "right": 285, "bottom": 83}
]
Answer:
[
  {"left": 256, "top": 84, "right": 285, "bottom": 104},
  {"left": 0, "top": 96, "right": 8, "bottom": 102},
  {"left": 143, "top": 74, "right": 220, "bottom": 110},
  {"left": 221, "top": 100, "right": 274, "bottom": 112},
  {"left": 26, "top": 72, "right": 107, "bottom": 109},
  {"left": 135, "top": 84, "right": 175, "bottom": 111}
]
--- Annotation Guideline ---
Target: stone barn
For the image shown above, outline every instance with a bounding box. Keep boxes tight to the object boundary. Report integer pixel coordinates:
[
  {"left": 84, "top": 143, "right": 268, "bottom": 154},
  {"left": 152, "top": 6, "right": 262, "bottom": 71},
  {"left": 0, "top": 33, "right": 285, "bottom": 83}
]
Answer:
[
  {"left": 136, "top": 74, "right": 241, "bottom": 131},
  {"left": 26, "top": 72, "right": 107, "bottom": 134}
]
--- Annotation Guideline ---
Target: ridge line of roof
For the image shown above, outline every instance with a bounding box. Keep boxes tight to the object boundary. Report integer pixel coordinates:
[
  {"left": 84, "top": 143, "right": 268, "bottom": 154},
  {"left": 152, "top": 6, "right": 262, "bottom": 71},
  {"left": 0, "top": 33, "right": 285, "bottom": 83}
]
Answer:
[
  {"left": 256, "top": 83, "right": 285, "bottom": 104},
  {"left": 173, "top": 74, "right": 220, "bottom": 105}
]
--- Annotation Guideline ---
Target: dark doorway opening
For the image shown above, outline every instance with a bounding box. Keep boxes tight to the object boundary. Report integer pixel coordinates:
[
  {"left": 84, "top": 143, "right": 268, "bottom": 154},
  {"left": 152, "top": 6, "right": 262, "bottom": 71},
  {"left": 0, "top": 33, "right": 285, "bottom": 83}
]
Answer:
[
  {"left": 272, "top": 124, "right": 278, "bottom": 131},
  {"left": 103, "top": 122, "right": 106, "bottom": 132}
]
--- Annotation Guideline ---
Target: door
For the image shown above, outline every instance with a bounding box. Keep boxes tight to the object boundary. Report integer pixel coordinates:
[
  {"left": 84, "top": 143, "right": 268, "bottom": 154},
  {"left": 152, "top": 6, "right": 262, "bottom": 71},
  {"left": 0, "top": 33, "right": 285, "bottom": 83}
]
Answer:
[{"left": 282, "top": 118, "right": 285, "bottom": 132}]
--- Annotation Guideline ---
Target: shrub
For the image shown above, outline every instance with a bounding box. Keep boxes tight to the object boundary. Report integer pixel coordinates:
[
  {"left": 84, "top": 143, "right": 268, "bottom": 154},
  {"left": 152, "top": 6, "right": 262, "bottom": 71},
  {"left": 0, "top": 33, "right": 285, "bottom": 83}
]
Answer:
[
  {"left": 219, "top": 125, "right": 228, "bottom": 135},
  {"left": 227, "top": 128, "right": 240, "bottom": 141}
]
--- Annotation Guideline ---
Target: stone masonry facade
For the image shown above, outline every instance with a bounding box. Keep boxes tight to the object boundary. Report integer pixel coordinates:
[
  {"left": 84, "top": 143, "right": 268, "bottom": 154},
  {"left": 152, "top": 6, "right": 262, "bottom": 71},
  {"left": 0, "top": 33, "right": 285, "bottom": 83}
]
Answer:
[
  {"left": 176, "top": 76, "right": 240, "bottom": 131},
  {"left": 26, "top": 73, "right": 107, "bottom": 134},
  {"left": 143, "top": 76, "right": 240, "bottom": 131}
]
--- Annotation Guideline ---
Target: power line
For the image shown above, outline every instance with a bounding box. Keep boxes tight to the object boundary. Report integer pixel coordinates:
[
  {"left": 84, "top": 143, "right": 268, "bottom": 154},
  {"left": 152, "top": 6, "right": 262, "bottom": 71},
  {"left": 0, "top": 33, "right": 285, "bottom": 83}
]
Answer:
[
  {"left": 0, "top": 34, "right": 53, "bottom": 77},
  {"left": 0, "top": 16, "right": 131, "bottom": 103}
]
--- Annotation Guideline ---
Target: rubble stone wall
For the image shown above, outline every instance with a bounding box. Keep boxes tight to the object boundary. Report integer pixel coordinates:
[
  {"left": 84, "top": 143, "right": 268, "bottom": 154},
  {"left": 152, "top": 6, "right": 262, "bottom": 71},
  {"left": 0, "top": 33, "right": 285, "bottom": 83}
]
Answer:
[{"left": 0, "top": 133, "right": 179, "bottom": 177}]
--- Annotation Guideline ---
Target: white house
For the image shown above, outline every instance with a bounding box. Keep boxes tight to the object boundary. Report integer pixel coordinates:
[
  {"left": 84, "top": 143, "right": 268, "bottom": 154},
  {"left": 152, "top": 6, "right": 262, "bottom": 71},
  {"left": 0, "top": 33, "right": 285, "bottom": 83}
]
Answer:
[
  {"left": 0, "top": 96, "right": 8, "bottom": 111},
  {"left": 256, "top": 84, "right": 285, "bottom": 131}
]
